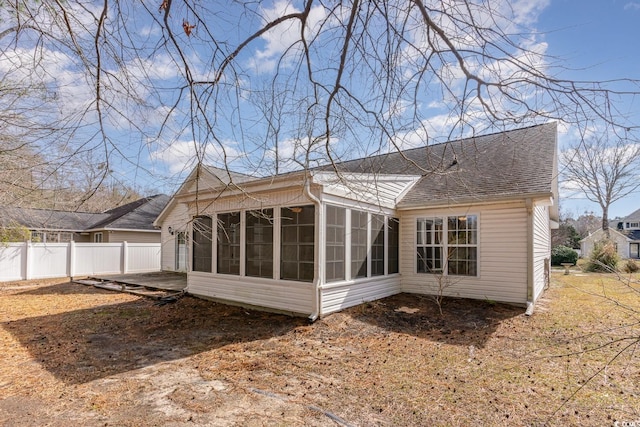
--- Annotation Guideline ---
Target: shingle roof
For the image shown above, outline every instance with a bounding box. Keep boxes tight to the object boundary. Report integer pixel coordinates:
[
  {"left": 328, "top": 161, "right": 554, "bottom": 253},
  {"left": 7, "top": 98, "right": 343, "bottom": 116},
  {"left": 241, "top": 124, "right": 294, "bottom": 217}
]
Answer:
[
  {"left": 0, "top": 195, "right": 169, "bottom": 232},
  {"left": 89, "top": 194, "right": 170, "bottom": 230},
  {"left": 621, "top": 208, "right": 640, "bottom": 223},
  {"left": 318, "top": 123, "right": 557, "bottom": 208},
  {"left": 0, "top": 207, "right": 107, "bottom": 231}
]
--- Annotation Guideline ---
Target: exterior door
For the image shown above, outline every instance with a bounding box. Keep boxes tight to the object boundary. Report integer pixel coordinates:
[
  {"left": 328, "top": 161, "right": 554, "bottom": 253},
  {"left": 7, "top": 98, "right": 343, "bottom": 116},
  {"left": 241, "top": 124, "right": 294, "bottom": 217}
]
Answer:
[
  {"left": 630, "top": 243, "right": 640, "bottom": 259},
  {"left": 176, "top": 232, "right": 187, "bottom": 271}
]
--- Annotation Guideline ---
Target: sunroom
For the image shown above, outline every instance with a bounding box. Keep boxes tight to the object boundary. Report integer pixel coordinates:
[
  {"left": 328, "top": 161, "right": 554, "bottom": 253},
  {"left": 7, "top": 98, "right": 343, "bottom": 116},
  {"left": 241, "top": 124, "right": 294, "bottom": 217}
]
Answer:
[{"left": 179, "top": 169, "right": 420, "bottom": 319}]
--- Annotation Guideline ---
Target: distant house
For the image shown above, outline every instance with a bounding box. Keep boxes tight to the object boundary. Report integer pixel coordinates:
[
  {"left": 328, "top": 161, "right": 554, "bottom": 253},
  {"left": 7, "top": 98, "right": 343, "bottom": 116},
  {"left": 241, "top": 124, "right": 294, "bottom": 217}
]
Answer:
[
  {"left": 0, "top": 195, "right": 170, "bottom": 244},
  {"left": 581, "top": 208, "right": 640, "bottom": 259},
  {"left": 155, "top": 123, "right": 559, "bottom": 318}
]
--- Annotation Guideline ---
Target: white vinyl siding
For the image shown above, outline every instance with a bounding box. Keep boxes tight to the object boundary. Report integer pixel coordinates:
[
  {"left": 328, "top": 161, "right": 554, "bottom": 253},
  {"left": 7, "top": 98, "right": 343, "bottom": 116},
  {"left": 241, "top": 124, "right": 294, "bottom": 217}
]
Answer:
[
  {"left": 160, "top": 201, "right": 190, "bottom": 272},
  {"left": 107, "top": 231, "right": 161, "bottom": 244},
  {"left": 401, "top": 202, "right": 528, "bottom": 304},
  {"left": 320, "top": 275, "right": 401, "bottom": 315},
  {"left": 188, "top": 272, "right": 315, "bottom": 315},
  {"left": 532, "top": 204, "right": 551, "bottom": 302}
]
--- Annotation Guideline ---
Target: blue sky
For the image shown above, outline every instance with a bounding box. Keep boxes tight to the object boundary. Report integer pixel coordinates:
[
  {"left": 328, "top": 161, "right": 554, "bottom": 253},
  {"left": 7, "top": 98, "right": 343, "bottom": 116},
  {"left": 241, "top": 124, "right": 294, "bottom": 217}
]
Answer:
[
  {"left": 539, "top": 0, "right": 640, "bottom": 218},
  {"left": 1, "top": 1, "right": 638, "bottom": 218}
]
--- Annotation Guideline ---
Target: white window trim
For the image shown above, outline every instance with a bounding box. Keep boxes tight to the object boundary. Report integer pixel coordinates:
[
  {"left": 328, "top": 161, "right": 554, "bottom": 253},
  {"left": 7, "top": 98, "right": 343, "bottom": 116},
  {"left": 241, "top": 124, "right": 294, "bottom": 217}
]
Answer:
[
  {"left": 94, "top": 232, "right": 103, "bottom": 243},
  {"left": 416, "top": 214, "right": 479, "bottom": 277}
]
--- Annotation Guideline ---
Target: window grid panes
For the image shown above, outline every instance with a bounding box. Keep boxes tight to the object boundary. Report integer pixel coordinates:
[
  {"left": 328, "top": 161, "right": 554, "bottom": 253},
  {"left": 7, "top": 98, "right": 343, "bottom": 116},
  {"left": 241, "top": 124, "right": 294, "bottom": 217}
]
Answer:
[
  {"left": 217, "top": 212, "right": 240, "bottom": 275},
  {"left": 351, "top": 210, "right": 368, "bottom": 279},
  {"left": 245, "top": 209, "right": 274, "bottom": 278},
  {"left": 416, "top": 215, "right": 478, "bottom": 276},
  {"left": 388, "top": 218, "right": 400, "bottom": 274},
  {"left": 371, "top": 214, "right": 385, "bottom": 276},
  {"left": 192, "top": 216, "right": 212, "bottom": 272},
  {"left": 325, "top": 205, "right": 346, "bottom": 282},
  {"left": 281, "top": 206, "right": 315, "bottom": 282},
  {"left": 416, "top": 218, "right": 443, "bottom": 273},
  {"left": 447, "top": 215, "right": 478, "bottom": 276}
]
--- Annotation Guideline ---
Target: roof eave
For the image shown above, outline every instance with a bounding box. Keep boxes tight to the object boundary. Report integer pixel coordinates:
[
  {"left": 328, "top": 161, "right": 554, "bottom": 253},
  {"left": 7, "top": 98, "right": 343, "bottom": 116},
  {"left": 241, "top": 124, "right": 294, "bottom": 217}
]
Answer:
[{"left": 396, "top": 192, "right": 556, "bottom": 210}]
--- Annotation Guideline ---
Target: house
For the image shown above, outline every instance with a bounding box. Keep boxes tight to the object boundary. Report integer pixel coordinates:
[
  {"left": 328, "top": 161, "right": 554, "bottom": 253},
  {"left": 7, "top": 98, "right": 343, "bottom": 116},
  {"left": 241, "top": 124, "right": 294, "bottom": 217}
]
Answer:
[
  {"left": 0, "top": 194, "right": 170, "bottom": 243},
  {"left": 581, "top": 208, "right": 640, "bottom": 259},
  {"left": 154, "top": 123, "right": 559, "bottom": 318}
]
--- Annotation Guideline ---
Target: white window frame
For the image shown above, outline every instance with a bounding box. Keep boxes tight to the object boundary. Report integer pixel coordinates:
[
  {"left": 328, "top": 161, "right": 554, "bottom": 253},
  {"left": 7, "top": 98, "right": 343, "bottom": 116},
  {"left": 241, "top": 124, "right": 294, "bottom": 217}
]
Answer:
[
  {"left": 94, "top": 232, "right": 103, "bottom": 243},
  {"left": 416, "top": 214, "right": 479, "bottom": 277}
]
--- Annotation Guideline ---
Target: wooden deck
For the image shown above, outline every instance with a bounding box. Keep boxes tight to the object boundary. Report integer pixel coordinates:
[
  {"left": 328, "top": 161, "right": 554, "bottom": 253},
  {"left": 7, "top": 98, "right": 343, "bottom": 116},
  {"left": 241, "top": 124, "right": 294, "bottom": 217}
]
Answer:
[{"left": 87, "top": 271, "right": 187, "bottom": 291}]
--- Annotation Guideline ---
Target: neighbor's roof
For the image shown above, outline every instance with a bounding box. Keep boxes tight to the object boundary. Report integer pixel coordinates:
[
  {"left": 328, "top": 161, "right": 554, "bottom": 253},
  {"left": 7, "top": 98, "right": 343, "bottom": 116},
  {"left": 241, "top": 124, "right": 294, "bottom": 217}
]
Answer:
[
  {"left": 318, "top": 122, "right": 557, "bottom": 208},
  {"left": 0, "top": 207, "right": 106, "bottom": 231},
  {"left": 621, "top": 208, "right": 640, "bottom": 223},
  {"left": 0, "top": 194, "right": 169, "bottom": 232},
  {"left": 87, "top": 194, "right": 170, "bottom": 231}
]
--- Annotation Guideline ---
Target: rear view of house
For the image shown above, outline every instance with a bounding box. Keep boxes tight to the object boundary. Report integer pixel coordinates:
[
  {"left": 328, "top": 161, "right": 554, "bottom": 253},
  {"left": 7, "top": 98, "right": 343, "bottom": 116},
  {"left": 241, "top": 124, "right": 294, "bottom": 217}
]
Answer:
[{"left": 155, "top": 123, "right": 559, "bottom": 318}]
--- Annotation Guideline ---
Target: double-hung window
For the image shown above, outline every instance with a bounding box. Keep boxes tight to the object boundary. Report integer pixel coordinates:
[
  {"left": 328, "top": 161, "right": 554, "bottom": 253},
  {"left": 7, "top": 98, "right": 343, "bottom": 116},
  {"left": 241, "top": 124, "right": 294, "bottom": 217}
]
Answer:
[{"left": 417, "top": 215, "right": 477, "bottom": 276}]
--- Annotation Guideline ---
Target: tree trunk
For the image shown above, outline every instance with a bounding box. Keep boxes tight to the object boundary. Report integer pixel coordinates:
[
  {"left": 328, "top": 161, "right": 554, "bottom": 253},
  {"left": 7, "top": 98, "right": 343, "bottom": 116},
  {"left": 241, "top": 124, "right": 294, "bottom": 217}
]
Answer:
[{"left": 602, "top": 207, "right": 610, "bottom": 239}]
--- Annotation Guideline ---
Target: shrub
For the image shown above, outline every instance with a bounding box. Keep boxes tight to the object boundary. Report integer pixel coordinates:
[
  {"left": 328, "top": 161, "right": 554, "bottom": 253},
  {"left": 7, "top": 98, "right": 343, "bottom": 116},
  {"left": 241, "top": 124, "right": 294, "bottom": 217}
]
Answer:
[
  {"left": 623, "top": 259, "right": 639, "bottom": 273},
  {"left": 585, "top": 240, "right": 619, "bottom": 272},
  {"left": 551, "top": 245, "right": 578, "bottom": 266}
]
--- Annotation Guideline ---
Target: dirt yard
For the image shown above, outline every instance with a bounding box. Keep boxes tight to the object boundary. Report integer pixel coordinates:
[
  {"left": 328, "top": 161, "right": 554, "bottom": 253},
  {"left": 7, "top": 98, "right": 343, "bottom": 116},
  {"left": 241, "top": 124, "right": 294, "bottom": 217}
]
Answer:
[{"left": 1, "top": 273, "right": 638, "bottom": 426}]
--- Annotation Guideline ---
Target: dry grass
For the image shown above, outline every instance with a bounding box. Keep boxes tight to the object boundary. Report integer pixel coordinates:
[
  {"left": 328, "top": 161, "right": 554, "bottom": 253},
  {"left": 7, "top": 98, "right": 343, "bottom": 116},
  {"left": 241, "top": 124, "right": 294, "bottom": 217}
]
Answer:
[{"left": 1, "top": 272, "right": 638, "bottom": 426}]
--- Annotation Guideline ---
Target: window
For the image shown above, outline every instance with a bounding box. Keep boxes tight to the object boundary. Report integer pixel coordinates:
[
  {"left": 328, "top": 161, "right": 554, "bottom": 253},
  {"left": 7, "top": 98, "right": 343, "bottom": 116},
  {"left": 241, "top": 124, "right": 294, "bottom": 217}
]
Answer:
[
  {"left": 631, "top": 243, "right": 639, "bottom": 259},
  {"left": 192, "top": 216, "right": 212, "bottom": 272},
  {"left": 325, "top": 205, "right": 345, "bottom": 282},
  {"left": 94, "top": 232, "right": 103, "bottom": 243},
  {"left": 281, "top": 206, "right": 315, "bottom": 282},
  {"left": 351, "top": 210, "right": 368, "bottom": 279},
  {"left": 417, "top": 215, "right": 477, "bottom": 276},
  {"left": 371, "top": 214, "right": 385, "bottom": 276},
  {"left": 217, "top": 212, "right": 240, "bottom": 275},
  {"left": 627, "top": 222, "right": 640, "bottom": 229},
  {"left": 246, "top": 209, "right": 274, "bottom": 278},
  {"left": 447, "top": 215, "right": 478, "bottom": 276},
  {"left": 416, "top": 218, "right": 443, "bottom": 273},
  {"left": 388, "top": 218, "right": 400, "bottom": 274}
]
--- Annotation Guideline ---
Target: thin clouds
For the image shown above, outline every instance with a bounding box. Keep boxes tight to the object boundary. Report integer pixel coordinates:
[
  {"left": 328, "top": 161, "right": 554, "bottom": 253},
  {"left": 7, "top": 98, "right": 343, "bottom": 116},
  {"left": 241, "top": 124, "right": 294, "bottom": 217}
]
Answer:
[{"left": 624, "top": 2, "right": 640, "bottom": 10}]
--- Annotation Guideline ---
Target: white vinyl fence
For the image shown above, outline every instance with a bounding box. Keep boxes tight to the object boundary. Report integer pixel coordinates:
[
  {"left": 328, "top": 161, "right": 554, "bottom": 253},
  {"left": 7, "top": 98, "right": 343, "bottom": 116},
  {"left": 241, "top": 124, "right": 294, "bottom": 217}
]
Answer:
[{"left": 0, "top": 242, "right": 161, "bottom": 282}]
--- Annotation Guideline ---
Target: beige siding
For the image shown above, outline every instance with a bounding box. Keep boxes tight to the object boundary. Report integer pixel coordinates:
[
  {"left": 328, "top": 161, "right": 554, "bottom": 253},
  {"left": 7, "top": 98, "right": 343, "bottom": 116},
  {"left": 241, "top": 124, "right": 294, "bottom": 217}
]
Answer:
[
  {"left": 189, "top": 272, "right": 315, "bottom": 315},
  {"left": 320, "top": 276, "right": 401, "bottom": 315},
  {"left": 159, "top": 202, "right": 191, "bottom": 271},
  {"left": 581, "top": 229, "right": 629, "bottom": 259},
  {"left": 532, "top": 204, "right": 551, "bottom": 301},
  {"left": 188, "top": 187, "right": 314, "bottom": 215},
  {"left": 108, "top": 230, "right": 161, "bottom": 244},
  {"left": 400, "top": 202, "right": 529, "bottom": 304}
]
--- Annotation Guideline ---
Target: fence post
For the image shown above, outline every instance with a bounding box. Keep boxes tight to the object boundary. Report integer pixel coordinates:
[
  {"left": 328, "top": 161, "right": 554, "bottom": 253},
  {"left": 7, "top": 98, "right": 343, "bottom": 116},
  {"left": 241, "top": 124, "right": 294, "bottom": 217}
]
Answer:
[
  {"left": 69, "top": 241, "right": 76, "bottom": 280},
  {"left": 25, "top": 241, "right": 32, "bottom": 280},
  {"left": 122, "top": 241, "right": 128, "bottom": 274}
]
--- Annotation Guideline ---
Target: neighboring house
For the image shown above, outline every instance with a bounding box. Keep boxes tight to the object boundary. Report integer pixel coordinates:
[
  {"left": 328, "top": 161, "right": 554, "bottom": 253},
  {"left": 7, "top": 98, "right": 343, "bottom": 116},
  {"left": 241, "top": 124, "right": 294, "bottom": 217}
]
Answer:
[
  {"left": 581, "top": 208, "right": 640, "bottom": 259},
  {"left": 0, "top": 194, "right": 170, "bottom": 243},
  {"left": 155, "top": 123, "right": 559, "bottom": 318}
]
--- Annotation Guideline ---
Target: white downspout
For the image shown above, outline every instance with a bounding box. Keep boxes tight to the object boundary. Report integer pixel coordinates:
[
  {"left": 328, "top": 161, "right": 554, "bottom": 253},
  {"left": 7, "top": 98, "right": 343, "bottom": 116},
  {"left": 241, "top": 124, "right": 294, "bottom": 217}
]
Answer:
[
  {"left": 525, "top": 198, "right": 535, "bottom": 316},
  {"left": 305, "top": 174, "right": 322, "bottom": 322}
]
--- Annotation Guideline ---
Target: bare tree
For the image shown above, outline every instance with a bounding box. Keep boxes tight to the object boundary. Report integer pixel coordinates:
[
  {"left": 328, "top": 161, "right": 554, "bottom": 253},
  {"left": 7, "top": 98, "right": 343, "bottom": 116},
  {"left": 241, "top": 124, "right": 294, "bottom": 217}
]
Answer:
[
  {"left": 561, "top": 133, "right": 640, "bottom": 236},
  {"left": 1, "top": 0, "right": 639, "bottom": 202}
]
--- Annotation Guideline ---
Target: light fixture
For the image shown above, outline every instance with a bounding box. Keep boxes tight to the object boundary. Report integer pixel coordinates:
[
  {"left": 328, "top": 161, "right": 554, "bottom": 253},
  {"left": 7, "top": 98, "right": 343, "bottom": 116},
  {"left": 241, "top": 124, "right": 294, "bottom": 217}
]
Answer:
[{"left": 168, "top": 226, "right": 174, "bottom": 235}]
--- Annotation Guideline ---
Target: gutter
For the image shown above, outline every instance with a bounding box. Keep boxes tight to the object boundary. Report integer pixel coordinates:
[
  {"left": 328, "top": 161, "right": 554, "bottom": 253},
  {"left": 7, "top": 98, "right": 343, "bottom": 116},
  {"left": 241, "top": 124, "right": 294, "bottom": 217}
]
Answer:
[
  {"left": 525, "top": 198, "right": 535, "bottom": 316},
  {"left": 304, "top": 174, "right": 322, "bottom": 322}
]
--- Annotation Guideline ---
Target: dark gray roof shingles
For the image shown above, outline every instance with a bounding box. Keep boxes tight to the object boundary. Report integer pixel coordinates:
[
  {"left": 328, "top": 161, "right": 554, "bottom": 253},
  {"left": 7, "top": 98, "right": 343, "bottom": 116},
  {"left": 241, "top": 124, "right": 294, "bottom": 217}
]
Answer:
[{"left": 317, "top": 123, "right": 557, "bottom": 208}]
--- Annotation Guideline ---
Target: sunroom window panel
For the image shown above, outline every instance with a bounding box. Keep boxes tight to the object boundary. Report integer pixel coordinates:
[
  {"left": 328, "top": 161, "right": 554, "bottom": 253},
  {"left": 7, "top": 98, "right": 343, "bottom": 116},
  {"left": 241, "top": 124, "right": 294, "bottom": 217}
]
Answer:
[
  {"left": 281, "top": 206, "right": 315, "bottom": 282},
  {"left": 351, "top": 210, "right": 368, "bottom": 279},
  {"left": 388, "top": 218, "right": 400, "bottom": 274},
  {"left": 246, "top": 209, "right": 274, "bottom": 279},
  {"left": 217, "top": 212, "right": 240, "bottom": 275},
  {"left": 325, "top": 205, "right": 346, "bottom": 282},
  {"left": 371, "top": 214, "right": 385, "bottom": 277},
  {"left": 192, "top": 216, "right": 212, "bottom": 273}
]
